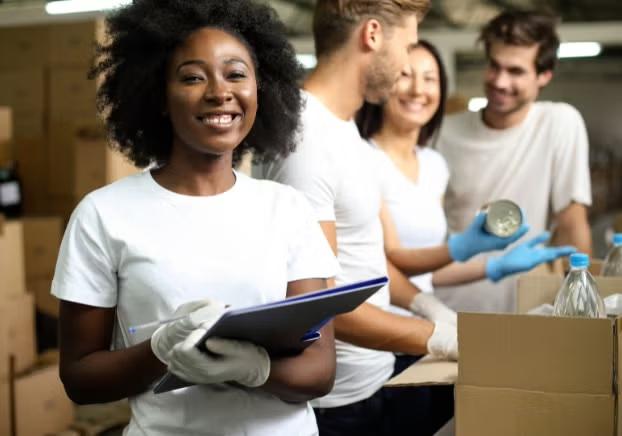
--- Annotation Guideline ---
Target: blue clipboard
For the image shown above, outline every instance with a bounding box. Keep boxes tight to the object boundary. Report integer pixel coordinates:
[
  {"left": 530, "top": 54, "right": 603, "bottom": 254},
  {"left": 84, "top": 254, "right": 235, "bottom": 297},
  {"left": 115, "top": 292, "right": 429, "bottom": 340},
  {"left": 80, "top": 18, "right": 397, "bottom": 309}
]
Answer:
[{"left": 153, "top": 276, "right": 388, "bottom": 393}]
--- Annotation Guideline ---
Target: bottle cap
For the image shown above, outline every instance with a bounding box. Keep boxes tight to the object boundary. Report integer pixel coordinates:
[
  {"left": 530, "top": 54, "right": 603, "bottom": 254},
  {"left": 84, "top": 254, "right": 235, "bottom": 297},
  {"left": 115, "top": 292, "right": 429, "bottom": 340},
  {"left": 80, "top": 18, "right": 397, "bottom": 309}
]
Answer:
[
  {"left": 613, "top": 234, "right": 622, "bottom": 246},
  {"left": 569, "top": 253, "right": 589, "bottom": 268}
]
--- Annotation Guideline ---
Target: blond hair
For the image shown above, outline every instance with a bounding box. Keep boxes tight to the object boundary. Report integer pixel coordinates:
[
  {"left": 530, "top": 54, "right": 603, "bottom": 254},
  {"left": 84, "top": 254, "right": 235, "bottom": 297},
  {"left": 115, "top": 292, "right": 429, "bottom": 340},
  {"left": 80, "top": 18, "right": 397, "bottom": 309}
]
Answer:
[{"left": 313, "top": 0, "right": 430, "bottom": 58}]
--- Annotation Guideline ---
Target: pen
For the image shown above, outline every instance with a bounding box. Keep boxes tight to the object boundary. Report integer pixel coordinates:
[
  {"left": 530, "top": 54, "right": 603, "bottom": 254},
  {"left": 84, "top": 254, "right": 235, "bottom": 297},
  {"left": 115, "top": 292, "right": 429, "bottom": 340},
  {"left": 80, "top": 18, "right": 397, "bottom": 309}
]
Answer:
[
  {"left": 128, "top": 305, "right": 231, "bottom": 334},
  {"left": 128, "top": 315, "right": 188, "bottom": 334}
]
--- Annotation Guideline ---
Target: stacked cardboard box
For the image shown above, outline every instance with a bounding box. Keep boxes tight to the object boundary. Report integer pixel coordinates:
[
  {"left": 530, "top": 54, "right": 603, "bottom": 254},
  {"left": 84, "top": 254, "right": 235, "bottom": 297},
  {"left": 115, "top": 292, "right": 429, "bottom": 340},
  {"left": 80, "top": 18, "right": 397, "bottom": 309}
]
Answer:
[
  {"left": 0, "top": 107, "right": 12, "bottom": 165},
  {"left": 0, "top": 216, "right": 74, "bottom": 435},
  {"left": 0, "top": 21, "right": 138, "bottom": 222},
  {"left": 22, "top": 216, "right": 63, "bottom": 317}
]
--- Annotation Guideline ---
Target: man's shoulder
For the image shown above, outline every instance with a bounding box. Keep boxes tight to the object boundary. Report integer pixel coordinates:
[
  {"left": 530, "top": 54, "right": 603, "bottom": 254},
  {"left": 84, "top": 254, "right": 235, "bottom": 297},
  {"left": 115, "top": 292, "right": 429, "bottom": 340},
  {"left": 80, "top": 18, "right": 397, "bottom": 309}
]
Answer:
[
  {"left": 437, "top": 110, "right": 478, "bottom": 150},
  {"left": 534, "top": 101, "right": 583, "bottom": 123}
]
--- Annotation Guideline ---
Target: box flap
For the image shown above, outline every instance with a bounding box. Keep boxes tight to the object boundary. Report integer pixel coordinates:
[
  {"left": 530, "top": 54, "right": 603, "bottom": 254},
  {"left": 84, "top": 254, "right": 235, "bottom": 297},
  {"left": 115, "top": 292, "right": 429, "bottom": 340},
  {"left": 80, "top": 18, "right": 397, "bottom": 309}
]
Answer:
[
  {"left": 517, "top": 275, "right": 622, "bottom": 313},
  {"left": 384, "top": 356, "right": 457, "bottom": 387},
  {"left": 456, "top": 385, "right": 614, "bottom": 436},
  {"left": 458, "top": 312, "right": 614, "bottom": 394}
]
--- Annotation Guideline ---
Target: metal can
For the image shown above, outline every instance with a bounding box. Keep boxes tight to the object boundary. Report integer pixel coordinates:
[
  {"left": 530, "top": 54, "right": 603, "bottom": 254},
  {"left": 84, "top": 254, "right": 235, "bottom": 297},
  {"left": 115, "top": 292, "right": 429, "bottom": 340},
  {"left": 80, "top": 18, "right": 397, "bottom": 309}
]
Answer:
[{"left": 481, "top": 199, "right": 523, "bottom": 237}]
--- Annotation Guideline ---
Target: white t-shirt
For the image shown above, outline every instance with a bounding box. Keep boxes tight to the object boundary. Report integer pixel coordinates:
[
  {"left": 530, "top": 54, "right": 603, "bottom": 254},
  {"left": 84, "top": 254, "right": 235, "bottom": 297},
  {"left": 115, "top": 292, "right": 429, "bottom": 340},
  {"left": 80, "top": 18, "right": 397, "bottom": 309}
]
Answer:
[
  {"left": 52, "top": 171, "right": 339, "bottom": 436},
  {"left": 435, "top": 102, "right": 592, "bottom": 313},
  {"left": 373, "top": 142, "right": 449, "bottom": 293},
  {"left": 256, "top": 91, "right": 395, "bottom": 408}
]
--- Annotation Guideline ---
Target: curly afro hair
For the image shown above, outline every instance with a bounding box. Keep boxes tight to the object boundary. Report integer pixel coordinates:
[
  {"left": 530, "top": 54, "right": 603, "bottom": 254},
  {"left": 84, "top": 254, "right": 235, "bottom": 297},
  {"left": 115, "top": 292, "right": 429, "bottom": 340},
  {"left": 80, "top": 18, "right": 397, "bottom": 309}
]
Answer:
[{"left": 90, "top": 0, "right": 304, "bottom": 168}]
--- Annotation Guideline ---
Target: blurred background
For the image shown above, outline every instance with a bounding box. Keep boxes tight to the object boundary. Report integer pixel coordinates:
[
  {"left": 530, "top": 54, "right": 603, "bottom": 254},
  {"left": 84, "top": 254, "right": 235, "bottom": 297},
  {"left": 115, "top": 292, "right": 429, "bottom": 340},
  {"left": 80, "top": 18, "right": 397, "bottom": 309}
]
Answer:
[
  {"left": 1, "top": 0, "right": 620, "bottom": 256},
  {"left": 0, "top": 1, "right": 620, "bottom": 434}
]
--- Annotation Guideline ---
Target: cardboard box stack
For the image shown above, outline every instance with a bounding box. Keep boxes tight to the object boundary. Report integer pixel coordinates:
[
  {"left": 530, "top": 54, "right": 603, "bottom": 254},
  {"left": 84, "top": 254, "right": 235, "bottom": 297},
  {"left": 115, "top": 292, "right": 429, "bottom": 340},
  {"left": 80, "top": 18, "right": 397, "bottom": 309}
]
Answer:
[
  {"left": 22, "top": 216, "right": 63, "bottom": 318},
  {"left": 0, "top": 216, "right": 74, "bottom": 435},
  {"left": 0, "top": 106, "right": 13, "bottom": 165},
  {"left": 0, "top": 21, "right": 138, "bottom": 223}
]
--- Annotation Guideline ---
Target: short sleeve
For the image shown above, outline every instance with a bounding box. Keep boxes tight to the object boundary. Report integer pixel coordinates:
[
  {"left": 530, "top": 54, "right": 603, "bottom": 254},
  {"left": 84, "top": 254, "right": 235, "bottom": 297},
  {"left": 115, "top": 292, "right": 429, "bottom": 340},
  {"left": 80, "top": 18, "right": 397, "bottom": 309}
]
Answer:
[
  {"left": 51, "top": 197, "right": 118, "bottom": 308},
  {"left": 284, "top": 188, "right": 340, "bottom": 282},
  {"left": 551, "top": 105, "right": 592, "bottom": 213}
]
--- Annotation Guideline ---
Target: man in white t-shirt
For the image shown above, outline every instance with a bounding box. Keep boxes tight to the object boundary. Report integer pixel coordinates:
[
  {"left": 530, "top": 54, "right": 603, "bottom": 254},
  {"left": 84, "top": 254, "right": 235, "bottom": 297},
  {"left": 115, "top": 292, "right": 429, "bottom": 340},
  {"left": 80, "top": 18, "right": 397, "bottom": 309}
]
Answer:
[
  {"left": 255, "top": 1, "right": 542, "bottom": 435},
  {"left": 436, "top": 10, "right": 593, "bottom": 313}
]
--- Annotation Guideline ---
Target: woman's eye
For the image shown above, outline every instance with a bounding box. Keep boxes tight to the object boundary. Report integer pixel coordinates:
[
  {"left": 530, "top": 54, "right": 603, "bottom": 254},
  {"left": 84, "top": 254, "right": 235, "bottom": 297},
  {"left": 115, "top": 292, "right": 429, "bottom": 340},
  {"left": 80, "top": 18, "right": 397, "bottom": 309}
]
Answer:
[
  {"left": 228, "top": 71, "right": 247, "bottom": 80},
  {"left": 181, "top": 75, "right": 203, "bottom": 84}
]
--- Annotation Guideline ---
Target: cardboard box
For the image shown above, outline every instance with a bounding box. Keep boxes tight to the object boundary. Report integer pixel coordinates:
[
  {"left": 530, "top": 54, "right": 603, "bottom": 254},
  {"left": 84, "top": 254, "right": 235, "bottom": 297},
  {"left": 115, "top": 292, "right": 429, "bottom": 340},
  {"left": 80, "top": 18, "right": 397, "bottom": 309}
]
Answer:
[
  {"left": 0, "top": 218, "right": 26, "bottom": 297},
  {"left": 0, "top": 70, "right": 46, "bottom": 139},
  {"left": 0, "top": 106, "right": 12, "bottom": 144},
  {"left": 455, "top": 275, "right": 622, "bottom": 436},
  {"left": 0, "top": 353, "right": 75, "bottom": 436},
  {"left": 27, "top": 276, "right": 58, "bottom": 318},
  {"left": 48, "top": 68, "right": 97, "bottom": 122},
  {"left": 0, "top": 69, "right": 46, "bottom": 114},
  {"left": 45, "top": 194, "right": 80, "bottom": 227},
  {"left": 0, "top": 26, "right": 49, "bottom": 69},
  {"left": 0, "top": 293, "right": 36, "bottom": 378},
  {"left": 22, "top": 217, "right": 63, "bottom": 280},
  {"left": 385, "top": 355, "right": 457, "bottom": 388},
  {"left": 74, "top": 136, "right": 138, "bottom": 198},
  {"left": 49, "top": 20, "right": 106, "bottom": 68},
  {"left": 0, "top": 106, "right": 12, "bottom": 165},
  {"left": 12, "top": 361, "right": 75, "bottom": 436},
  {"left": 49, "top": 123, "right": 138, "bottom": 197},
  {"left": 14, "top": 137, "right": 49, "bottom": 215},
  {"left": 48, "top": 122, "right": 94, "bottom": 195},
  {"left": 0, "top": 377, "right": 9, "bottom": 436}
]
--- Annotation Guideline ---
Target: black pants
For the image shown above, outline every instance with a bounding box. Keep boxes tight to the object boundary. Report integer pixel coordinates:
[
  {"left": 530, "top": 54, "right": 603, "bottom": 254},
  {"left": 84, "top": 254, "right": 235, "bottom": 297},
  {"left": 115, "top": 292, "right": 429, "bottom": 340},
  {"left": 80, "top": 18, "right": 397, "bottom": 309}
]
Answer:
[{"left": 314, "top": 355, "right": 454, "bottom": 436}]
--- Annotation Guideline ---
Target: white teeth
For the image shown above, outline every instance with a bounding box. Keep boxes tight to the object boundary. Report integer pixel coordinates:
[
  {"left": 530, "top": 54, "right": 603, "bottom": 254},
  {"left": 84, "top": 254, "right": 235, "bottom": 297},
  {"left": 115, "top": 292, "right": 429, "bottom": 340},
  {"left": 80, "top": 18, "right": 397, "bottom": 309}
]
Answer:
[{"left": 201, "top": 114, "right": 234, "bottom": 126}]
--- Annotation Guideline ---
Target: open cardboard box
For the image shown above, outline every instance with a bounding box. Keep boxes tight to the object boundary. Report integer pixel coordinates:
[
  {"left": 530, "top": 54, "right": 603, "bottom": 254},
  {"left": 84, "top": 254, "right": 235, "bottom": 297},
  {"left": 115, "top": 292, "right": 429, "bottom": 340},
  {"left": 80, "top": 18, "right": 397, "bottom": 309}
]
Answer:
[
  {"left": 456, "top": 273, "right": 622, "bottom": 436},
  {"left": 386, "top": 274, "right": 622, "bottom": 436}
]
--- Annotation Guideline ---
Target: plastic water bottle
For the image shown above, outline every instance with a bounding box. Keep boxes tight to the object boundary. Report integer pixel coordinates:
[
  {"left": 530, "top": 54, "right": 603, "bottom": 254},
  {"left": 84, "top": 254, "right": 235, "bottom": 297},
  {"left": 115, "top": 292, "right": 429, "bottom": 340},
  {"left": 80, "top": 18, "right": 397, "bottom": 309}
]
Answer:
[
  {"left": 602, "top": 234, "right": 622, "bottom": 276},
  {"left": 552, "top": 253, "right": 605, "bottom": 318}
]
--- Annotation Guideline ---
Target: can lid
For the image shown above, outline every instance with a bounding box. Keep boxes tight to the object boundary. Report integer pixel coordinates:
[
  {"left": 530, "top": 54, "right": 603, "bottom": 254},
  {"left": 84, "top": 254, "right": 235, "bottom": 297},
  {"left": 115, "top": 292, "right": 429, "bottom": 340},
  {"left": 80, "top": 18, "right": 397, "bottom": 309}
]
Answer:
[
  {"left": 569, "top": 253, "right": 590, "bottom": 268},
  {"left": 613, "top": 234, "right": 622, "bottom": 245},
  {"left": 484, "top": 199, "right": 523, "bottom": 237}
]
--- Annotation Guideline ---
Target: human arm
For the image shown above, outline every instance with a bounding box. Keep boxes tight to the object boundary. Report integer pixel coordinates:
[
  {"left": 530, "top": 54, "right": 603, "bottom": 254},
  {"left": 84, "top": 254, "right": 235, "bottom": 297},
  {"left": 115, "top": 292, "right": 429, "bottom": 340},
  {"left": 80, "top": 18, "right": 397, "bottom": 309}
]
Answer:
[
  {"left": 382, "top": 205, "right": 529, "bottom": 276},
  {"left": 551, "top": 202, "right": 592, "bottom": 256},
  {"left": 380, "top": 203, "right": 454, "bottom": 275},
  {"left": 432, "top": 232, "right": 577, "bottom": 285},
  {"left": 59, "top": 302, "right": 167, "bottom": 404},
  {"left": 387, "top": 259, "right": 457, "bottom": 325},
  {"left": 432, "top": 261, "right": 487, "bottom": 287},
  {"left": 333, "top": 302, "right": 456, "bottom": 360},
  {"left": 260, "top": 278, "right": 336, "bottom": 403},
  {"left": 314, "top": 215, "right": 456, "bottom": 358}
]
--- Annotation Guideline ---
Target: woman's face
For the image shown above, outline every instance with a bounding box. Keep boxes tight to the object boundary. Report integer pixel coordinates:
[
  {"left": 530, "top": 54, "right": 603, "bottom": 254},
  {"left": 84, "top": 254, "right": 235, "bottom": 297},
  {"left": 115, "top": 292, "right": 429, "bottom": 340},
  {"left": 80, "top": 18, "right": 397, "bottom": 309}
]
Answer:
[
  {"left": 165, "top": 27, "right": 258, "bottom": 158},
  {"left": 384, "top": 46, "right": 441, "bottom": 132}
]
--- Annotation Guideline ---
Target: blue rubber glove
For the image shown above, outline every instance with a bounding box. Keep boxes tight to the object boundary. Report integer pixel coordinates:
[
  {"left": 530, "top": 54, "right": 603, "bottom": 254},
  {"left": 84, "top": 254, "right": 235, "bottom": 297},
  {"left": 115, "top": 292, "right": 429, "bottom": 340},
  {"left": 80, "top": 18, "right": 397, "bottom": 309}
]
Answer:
[
  {"left": 448, "top": 213, "right": 530, "bottom": 262},
  {"left": 485, "top": 232, "right": 577, "bottom": 282}
]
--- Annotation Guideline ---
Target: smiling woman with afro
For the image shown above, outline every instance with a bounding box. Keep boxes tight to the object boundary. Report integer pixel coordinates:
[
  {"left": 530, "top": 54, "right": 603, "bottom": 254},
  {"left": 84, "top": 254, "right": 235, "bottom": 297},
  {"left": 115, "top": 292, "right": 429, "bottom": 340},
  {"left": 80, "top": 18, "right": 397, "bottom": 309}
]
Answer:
[
  {"left": 52, "top": 1, "right": 340, "bottom": 435},
  {"left": 91, "top": 0, "right": 304, "bottom": 168}
]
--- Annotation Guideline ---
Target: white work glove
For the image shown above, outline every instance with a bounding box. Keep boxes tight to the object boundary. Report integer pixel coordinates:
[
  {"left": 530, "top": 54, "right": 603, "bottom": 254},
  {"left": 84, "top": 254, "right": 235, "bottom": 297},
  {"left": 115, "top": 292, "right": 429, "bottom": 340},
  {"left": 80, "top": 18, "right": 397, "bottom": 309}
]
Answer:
[
  {"left": 168, "top": 328, "right": 271, "bottom": 388},
  {"left": 410, "top": 293, "right": 457, "bottom": 326},
  {"left": 426, "top": 321, "right": 458, "bottom": 361},
  {"left": 150, "top": 299, "right": 226, "bottom": 365}
]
